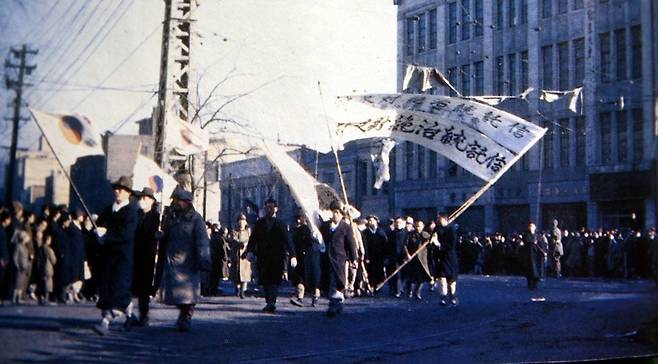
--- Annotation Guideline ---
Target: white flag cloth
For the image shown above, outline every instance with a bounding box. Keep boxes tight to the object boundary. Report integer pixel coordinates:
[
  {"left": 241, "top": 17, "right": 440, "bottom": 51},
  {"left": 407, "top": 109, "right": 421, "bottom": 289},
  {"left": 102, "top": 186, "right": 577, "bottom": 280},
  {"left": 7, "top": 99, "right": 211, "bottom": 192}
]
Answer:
[
  {"left": 466, "top": 87, "right": 535, "bottom": 106},
  {"left": 539, "top": 87, "right": 583, "bottom": 113},
  {"left": 331, "top": 94, "right": 546, "bottom": 182},
  {"left": 132, "top": 155, "right": 178, "bottom": 203},
  {"left": 164, "top": 112, "right": 209, "bottom": 155},
  {"left": 370, "top": 138, "right": 396, "bottom": 189},
  {"left": 260, "top": 140, "right": 325, "bottom": 250},
  {"left": 29, "top": 109, "right": 104, "bottom": 167},
  {"left": 404, "top": 64, "right": 461, "bottom": 96},
  {"left": 402, "top": 65, "right": 419, "bottom": 92}
]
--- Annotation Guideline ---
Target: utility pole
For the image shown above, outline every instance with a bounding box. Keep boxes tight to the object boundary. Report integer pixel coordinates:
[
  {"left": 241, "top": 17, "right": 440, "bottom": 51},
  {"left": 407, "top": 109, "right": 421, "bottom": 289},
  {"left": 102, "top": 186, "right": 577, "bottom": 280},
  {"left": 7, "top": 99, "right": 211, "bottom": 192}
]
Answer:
[
  {"left": 153, "top": 0, "right": 196, "bottom": 168},
  {"left": 4, "top": 45, "right": 37, "bottom": 204}
]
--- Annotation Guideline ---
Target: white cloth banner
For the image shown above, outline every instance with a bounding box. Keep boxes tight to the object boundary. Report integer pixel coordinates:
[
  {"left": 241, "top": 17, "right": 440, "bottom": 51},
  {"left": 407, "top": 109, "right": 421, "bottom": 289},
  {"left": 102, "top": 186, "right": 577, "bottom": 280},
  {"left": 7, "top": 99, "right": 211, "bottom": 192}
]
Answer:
[
  {"left": 539, "top": 87, "right": 583, "bottom": 113},
  {"left": 164, "top": 112, "right": 210, "bottom": 155},
  {"left": 260, "top": 140, "right": 325, "bottom": 250},
  {"left": 29, "top": 109, "right": 104, "bottom": 167},
  {"left": 403, "top": 65, "right": 461, "bottom": 96},
  {"left": 332, "top": 94, "right": 546, "bottom": 182},
  {"left": 466, "top": 87, "right": 535, "bottom": 106},
  {"left": 132, "top": 154, "right": 179, "bottom": 203},
  {"left": 370, "top": 138, "right": 396, "bottom": 189}
]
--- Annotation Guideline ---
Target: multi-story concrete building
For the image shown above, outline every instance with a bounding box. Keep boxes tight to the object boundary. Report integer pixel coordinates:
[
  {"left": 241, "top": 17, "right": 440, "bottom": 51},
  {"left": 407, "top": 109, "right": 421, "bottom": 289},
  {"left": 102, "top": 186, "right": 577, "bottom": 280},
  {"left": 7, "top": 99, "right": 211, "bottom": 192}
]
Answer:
[{"left": 219, "top": 0, "right": 657, "bottom": 233}]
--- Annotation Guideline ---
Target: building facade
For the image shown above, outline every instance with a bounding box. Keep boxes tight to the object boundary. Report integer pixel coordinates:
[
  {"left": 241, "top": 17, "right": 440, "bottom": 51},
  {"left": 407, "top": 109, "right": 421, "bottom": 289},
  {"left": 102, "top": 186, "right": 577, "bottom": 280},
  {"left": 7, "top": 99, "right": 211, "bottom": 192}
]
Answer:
[{"left": 219, "top": 0, "right": 657, "bottom": 233}]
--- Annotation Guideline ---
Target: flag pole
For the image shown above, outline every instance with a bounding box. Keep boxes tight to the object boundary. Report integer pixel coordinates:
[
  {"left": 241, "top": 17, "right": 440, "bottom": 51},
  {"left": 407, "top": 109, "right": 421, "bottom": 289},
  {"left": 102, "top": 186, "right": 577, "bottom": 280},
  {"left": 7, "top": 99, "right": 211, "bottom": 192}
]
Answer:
[
  {"left": 317, "top": 81, "right": 373, "bottom": 294},
  {"left": 30, "top": 112, "right": 98, "bottom": 230}
]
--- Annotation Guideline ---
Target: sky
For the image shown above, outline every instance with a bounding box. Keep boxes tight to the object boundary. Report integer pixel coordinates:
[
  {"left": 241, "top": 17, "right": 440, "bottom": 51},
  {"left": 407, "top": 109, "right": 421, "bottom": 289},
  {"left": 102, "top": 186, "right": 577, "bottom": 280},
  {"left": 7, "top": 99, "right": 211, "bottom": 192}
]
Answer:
[{"left": 0, "top": 0, "right": 398, "bottom": 157}]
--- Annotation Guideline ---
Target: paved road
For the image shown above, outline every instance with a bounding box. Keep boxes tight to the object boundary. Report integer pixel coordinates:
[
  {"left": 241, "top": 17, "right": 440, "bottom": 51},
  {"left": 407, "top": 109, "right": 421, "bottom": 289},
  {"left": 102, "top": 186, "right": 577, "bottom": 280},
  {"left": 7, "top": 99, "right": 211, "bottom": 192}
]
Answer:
[{"left": 0, "top": 275, "right": 656, "bottom": 363}]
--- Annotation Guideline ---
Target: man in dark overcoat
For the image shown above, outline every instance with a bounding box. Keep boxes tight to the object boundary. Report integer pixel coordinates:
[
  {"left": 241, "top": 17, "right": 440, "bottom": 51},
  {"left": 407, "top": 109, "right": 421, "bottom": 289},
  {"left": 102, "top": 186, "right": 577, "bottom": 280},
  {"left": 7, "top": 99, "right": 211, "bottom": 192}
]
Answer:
[
  {"left": 404, "top": 220, "right": 432, "bottom": 300},
  {"left": 246, "top": 198, "right": 296, "bottom": 313},
  {"left": 433, "top": 213, "right": 459, "bottom": 306},
  {"left": 386, "top": 217, "right": 408, "bottom": 298},
  {"left": 521, "top": 222, "right": 547, "bottom": 291},
  {"left": 290, "top": 214, "right": 322, "bottom": 307},
  {"left": 320, "top": 201, "right": 357, "bottom": 316},
  {"left": 93, "top": 176, "right": 139, "bottom": 335},
  {"left": 160, "top": 189, "right": 211, "bottom": 332},
  {"left": 131, "top": 187, "right": 160, "bottom": 327},
  {"left": 363, "top": 215, "right": 387, "bottom": 290}
]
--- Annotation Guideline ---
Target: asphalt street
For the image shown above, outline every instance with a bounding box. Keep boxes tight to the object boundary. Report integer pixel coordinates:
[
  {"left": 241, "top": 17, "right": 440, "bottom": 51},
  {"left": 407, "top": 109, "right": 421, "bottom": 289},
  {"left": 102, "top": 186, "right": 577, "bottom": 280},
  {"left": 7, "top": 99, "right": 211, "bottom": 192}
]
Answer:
[{"left": 0, "top": 275, "right": 656, "bottom": 363}]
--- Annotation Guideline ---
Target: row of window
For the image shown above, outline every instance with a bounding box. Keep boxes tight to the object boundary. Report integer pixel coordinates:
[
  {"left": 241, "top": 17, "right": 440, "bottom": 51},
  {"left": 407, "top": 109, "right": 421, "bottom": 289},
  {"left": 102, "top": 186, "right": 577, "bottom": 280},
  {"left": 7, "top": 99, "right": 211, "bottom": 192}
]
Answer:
[
  {"left": 599, "top": 26, "right": 642, "bottom": 82},
  {"left": 542, "top": 0, "right": 584, "bottom": 19},
  {"left": 599, "top": 109, "right": 644, "bottom": 165},
  {"left": 541, "top": 38, "right": 585, "bottom": 90}
]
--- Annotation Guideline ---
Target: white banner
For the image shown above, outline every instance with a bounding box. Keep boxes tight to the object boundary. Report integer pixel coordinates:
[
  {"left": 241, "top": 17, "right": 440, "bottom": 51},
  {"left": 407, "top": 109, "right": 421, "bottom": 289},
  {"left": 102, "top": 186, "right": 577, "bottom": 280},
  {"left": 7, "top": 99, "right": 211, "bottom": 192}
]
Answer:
[
  {"left": 29, "top": 109, "right": 104, "bottom": 167},
  {"left": 132, "top": 154, "right": 179, "bottom": 204},
  {"left": 260, "top": 140, "right": 325, "bottom": 250},
  {"left": 331, "top": 94, "right": 546, "bottom": 182}
]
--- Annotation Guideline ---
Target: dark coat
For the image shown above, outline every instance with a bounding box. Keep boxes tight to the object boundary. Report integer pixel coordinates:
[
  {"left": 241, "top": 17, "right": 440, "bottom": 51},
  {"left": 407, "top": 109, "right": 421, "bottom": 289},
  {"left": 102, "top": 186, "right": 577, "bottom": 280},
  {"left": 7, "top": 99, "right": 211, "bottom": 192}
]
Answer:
[
  {"left": 161, "top": 206, "right": 211, "bottom": 305},
  {"left": 435, "top": 224, "right": 459, "bottom": 280},
  {"left": 96, "top": 203, "right": 139, "bottom": 311},
  {"left": 404, "top": 230, "right": 431, "bottom": 283},
  {"left": 51, "top": 222, "right": 73, "bottom": 286},
  {"left": 521, "top": 232, "right": 545, "bottom": 279},
  {"left": 386, "top": 228, "right": 408, "bottom": 263},
  {"left": 363, "top": 227, "right": 388, "bottom": 286},
  {"left": 320, "top": 220, "right": 357, "bottom": 290},
  {"left": 247, "top": 216, "right": 295, "bottom": 286},
  {"left": 290, "top": 224, "right": 319, "bottom": 287},
  {"left": 67, "top": 224, "right": 86, "bottom": 282},
  {"left": 0, "top": 227, "right": 8, "bottom": 262},
  {"left": 132, "top": 208, "right": 160, "bottom": 296}
]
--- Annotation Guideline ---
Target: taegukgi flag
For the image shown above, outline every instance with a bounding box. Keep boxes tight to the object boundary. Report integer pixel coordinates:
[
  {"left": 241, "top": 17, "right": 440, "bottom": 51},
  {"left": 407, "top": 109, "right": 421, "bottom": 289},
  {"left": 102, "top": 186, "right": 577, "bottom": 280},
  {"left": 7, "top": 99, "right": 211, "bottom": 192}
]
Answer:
[
  {"left": 29, "top": 109, "right": 104, "bottom": 167},
  {"left": 330, "top": 94, "right": 546, "bottom": 183},
  {"left": 164, "top": 112, "right": 209, "bottom": 155},
  {"left": 132, "top": 154, "right": 178, "bottom": 203}
]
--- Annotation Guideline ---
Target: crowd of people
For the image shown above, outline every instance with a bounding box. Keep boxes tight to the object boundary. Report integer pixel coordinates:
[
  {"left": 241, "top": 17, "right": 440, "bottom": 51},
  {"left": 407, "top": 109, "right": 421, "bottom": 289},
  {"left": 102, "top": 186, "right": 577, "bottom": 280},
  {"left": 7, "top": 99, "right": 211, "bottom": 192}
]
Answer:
[{"left": 1, "top": 179, "right": 657, "bottom": 333}]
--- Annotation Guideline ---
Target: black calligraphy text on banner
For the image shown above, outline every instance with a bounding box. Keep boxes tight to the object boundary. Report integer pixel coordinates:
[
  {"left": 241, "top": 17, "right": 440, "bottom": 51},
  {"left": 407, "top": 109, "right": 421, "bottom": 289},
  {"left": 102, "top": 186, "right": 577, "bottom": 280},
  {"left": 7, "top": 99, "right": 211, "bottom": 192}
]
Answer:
[
  {"left": 336, "top": 94, "right": 545, "bottom": 155},
  {"left": 332, "top": 94, "right": 546, "bottom": 182}
]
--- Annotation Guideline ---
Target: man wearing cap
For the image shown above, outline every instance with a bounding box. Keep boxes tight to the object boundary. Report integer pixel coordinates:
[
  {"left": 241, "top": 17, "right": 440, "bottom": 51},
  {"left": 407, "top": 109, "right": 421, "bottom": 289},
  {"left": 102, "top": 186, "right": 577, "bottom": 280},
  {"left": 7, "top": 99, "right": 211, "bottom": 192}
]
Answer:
[
  {"left": 320, "top": 201, "right": 358, "bottom": 316},
  {"left": 93, "top": 176, "right": 139, "bottom": 335},
  {"left": 363, "top": 215, "right": 388, "bottom": 290},
  {"left": 160, "top": 189, "right": 211, "bottom": 332},
  {"left": 386, "top": 216, "right": 408, "bottom": 298},
  {"left": 246, "top": 198, "right": 296, "bottom": 313},
  {"left": 131, "top": 187, "right": 161, "bottom": 327}
]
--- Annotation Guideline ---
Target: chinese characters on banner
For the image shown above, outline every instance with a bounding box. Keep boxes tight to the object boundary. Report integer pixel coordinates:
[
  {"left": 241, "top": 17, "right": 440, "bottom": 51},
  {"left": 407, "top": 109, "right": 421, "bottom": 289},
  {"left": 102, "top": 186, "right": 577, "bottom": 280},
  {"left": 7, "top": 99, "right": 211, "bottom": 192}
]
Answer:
[{"left": 331, "top": 94, "right": 546, "bottom": 183}]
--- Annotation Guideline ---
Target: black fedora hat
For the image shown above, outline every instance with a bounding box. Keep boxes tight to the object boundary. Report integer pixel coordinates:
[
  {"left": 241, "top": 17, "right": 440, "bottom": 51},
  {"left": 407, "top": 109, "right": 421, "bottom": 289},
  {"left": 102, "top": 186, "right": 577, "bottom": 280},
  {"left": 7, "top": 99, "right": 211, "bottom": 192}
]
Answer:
[
  {"left": 138, "top": 187, "right": 156, "bottom": 200},
  {"left": 111, "top": 176, "right": 133, "bottom": 192}
]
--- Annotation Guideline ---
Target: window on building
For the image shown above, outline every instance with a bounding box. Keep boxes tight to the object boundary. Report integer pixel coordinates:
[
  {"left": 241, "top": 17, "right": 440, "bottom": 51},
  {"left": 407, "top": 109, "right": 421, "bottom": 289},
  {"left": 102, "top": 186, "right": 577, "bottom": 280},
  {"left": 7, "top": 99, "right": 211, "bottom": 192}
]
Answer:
[
  {"left": 448, "top": 2, "right": 457, "bottom": 44},
  {"left": 406, "top": 141, "right": 415, "bottom": 180},
  {"left": 573, "top": 0, "right": 584, "bottom": 10},
  {"left": 542, "top": 0, "right": 552, "bottom": 18},
  {"left": 575, "top": 116, "right": 586, "bottom": 166},
  {"left": 558, "top": 42, "right": 569, "bottom": 89},
  {"left": 429, "top": 151, "right": 437, "bottom": 178},
  {"left": 358, "top": 160, "right": 368, "bottom": 197},
  {"left": 406, "top": 17, "right": 415, "bottom": 55},
  {"left": 599, "top": 32, "right": 611, "bottom": 82},
  {"left": 496, "top": 56, "right": 504, "bottom": 95},
  {"left": 447, "top": 160, "right": 458, "bottom": 177},
  {"left": 542, "top": 45, "right": 553, "bottom": 89},
  {"left": 495, "top": 0, "right": 503, "bottom": 29},
  {"left": 461, "top": 0, "right": 471, "bottom": 40},
  {"left": 632, "top": 108, "right": 643, "bottom": 162},
  {"left": 429, "top": 9, "right": 437, "bottom": 49},
  {"left": 417, "top": 145, "right": 425, "bottom": 179},
  {"left": 559, "top": 118, "right": 570, "bottom": 167},
  {"left": 507, "top": 53, "right": 516, "bottom": 95},
  {"left": 508, "top": 0, "right": 516, "bottom": 27},
  {"left": 631, "top": 25, "right": 641, "bottom": 79},
  {"left": 543, "top": 124, "right": 554, "bottom": 169},
  {"left": 617, "top": 110, "right": 628, "bottom": 162},
  {"left": 417, "top": 13, "right": 426, "bottom": 53},
  {"left": 520, "top": 0, "right": 528, "bottom": 24},
  {"left": 474, "top": 61, "right": 484, "bottom": 95},
  {"left": 600, "top": 112, "right": 612, "bottom": 163},
  {"left": 521, "top": 51, "right": 529, "bottom": 90},
  {"left": 474, "top": 0, "right": 483, "bottom": 36},
  {"left": 448, "top": 67, "right": 458, "bottom": 96},
  {"left": 461, "top": 64, "right": 471, "bottom": 96},
  {"left": 558, "top": 0, "right": 568, "bottom": 14},
  {"left": 615, "top": 28, "right": 626, "bottom": 81},
  {"left": 574, "top": 38, "right": 585, "bottom": 86}
]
